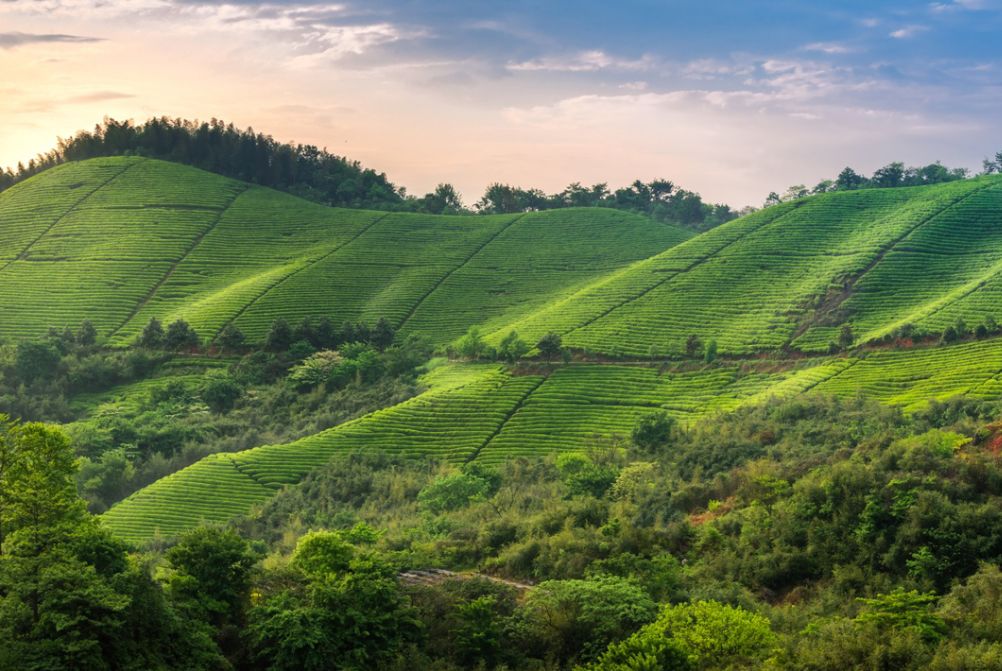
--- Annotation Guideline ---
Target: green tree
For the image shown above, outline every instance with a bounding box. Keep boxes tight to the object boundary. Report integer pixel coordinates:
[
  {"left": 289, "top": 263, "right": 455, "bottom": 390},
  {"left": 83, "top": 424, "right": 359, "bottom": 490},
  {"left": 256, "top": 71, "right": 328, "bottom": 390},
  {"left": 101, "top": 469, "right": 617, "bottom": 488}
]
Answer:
[
  {"left": 76, "top": 320, "right": 97, "bottom": 347},
  {"left": 166, "top": 526, "right": 256, "bottom": 629},
  {"left": 14, "top": 341, "right": 61, "bottom": 382},
  {"left": 685, "top": 334, "right": 703, "bottom": 358},
  {"left": 217, "top": 323, "right": 246, "bottom": 351},
  {"left": 138, "top": 316, "right": 165, "bottom": 349},
  {"left": 265, "top": 318, "right": 294, "bottom": 352},
  {"left": 537, "top": 332, "right": 563, "bottom": 361},
  {"left": 856, "top": 588, "right": 946, "bottom": 643},
  {"left": 590, "top": 600, "right": 777, "bottom": 670},
  {"left": 838, "top": 324, "right": 855, "bottom": 349},
  {"left": 704, "top": 339, "right": 718, "bottom": 363},
  {"left": 201, "top": 376, "right": 243, "bottom": 414},
  {"left": 519, "top": 576, "right": 657, "bottom": 664},
  {"left": 418, "top": 472, "right": 492, "bottom": 513},
  {"left": 498, "top": 330, "right": 530, "bottom": 363},
  {"left": 456, "top": 326, "right": 488, "bottom": 360},
  {"left": 164, "top": 319, "right": 199, "bottom": 351},
  {"left": 370, "top": 317, "right": 396, "bottom": 350},
  {"left": 631, "top": 411, "right": 676, "bottom": 454}
]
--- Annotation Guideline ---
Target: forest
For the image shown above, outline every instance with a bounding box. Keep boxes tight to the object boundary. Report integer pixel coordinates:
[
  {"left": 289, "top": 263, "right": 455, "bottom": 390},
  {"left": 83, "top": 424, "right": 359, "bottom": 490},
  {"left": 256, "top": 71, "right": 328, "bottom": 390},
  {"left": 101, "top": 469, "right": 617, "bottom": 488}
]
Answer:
[{"left": 5, "top": 381, "right": 1002, "bottom": 669}]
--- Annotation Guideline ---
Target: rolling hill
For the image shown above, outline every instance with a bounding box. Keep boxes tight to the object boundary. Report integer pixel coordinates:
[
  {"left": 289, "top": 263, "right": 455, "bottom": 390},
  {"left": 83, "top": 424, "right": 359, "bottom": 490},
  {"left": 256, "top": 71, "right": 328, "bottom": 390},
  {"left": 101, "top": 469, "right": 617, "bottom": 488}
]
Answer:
[
  {"left": 0, "top": 156, "right": 692, "bottom": 345},
  {"left": 7, "top": 157, "right": 1002, "bottom": 544}
]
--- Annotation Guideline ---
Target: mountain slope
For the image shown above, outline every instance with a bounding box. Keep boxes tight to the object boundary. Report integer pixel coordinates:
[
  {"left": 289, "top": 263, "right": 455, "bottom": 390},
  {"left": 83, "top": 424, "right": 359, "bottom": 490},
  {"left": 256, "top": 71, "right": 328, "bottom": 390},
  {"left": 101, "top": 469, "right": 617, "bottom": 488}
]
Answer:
[
  {"left": 101, "top": 335, "right": 1002, "bottom": 544},
  {"left": 0, "top": 157, "right": 693, "bottom": 344},
  {"left": 487, "top": 176, "right": 1002, "bottom": 355}
]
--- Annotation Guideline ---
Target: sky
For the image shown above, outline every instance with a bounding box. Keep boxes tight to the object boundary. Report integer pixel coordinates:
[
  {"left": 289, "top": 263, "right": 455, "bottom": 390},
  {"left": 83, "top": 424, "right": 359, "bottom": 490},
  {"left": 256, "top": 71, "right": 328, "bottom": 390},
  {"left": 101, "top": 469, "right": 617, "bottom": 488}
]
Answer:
[{"left": 1, "top": 0, "right": 1001, "bottom": 207}]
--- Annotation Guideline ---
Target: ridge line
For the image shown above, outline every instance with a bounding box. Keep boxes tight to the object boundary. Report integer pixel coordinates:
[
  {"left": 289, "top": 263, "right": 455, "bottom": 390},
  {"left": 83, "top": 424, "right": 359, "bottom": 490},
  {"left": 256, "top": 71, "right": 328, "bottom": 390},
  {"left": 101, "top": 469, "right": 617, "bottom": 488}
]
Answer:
[
  {"left": 465, "top": 373, "right": 548, "bottom": 463},
  {"left": 213, "top": 211, "right": 392, "bottom": 340},
  {"left": 105, "top": 183, "right": 251, "bottom": 340},
  {"left": 561, "top": 201, "right": 805, "bottom": 338},
  {"left": 786, "top": 181, "right": 998, "bottom": 347},
  {"left": 0, "top": 160, "right": 137, "bottom": 275},
  {"left": 396, "top": 213, "right": 527, "bottom": 331}
]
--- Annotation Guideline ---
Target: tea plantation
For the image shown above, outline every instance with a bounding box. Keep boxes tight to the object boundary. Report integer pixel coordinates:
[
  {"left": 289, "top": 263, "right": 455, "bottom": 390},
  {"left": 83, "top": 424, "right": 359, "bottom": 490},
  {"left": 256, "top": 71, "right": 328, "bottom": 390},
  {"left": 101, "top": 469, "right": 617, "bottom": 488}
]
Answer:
[{"left": 0, "top": 156, "right": 692, "bottom": 346}]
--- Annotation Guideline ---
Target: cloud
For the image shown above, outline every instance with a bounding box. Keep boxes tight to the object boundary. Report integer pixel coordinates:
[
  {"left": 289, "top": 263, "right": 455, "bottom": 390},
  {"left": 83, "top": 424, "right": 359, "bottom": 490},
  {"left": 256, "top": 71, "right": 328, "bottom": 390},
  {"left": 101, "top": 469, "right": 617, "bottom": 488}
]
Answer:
[
  {"left": 66, "top": 90, "right": 134, "bottom": 103},
  {"left": 0, "top": 31, "right": 101, "bottom": 48},
  {"left": 507, "top": 50, "right": 656, "bottom": 73},
  {"left": 930, "top": 0, "right": 991, "bottom": 12},
  {"left": 802, "top": 41, "right": 855, "bottom": 55},
  {"left": 889, "top": 25, "right": 930, "bottom": 38}
]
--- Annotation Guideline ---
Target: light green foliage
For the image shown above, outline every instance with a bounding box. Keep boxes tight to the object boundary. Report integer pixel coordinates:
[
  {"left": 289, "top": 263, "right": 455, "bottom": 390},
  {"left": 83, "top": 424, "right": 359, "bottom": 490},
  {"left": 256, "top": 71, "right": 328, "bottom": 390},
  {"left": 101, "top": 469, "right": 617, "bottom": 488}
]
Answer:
[
  {"left": 0, "top": 157, "right": 690, "bottom": 347},
  {"left": 291, "top": 530, "right": 354, "bottom": 577},
  {"left": 591, "top": 601, "right": 777, "bottom": 670},
  {"left": 520, "top": 576, "right": 657, "bottom": 664},
  {"left": 288, "top": 350, "right": 344, "bottom": 388},
  {"left": 418, "top": 471, "right": 493, "bottom": 513},
  {"left": 856, "top": 588, "right": 946, "bottom": 642}
]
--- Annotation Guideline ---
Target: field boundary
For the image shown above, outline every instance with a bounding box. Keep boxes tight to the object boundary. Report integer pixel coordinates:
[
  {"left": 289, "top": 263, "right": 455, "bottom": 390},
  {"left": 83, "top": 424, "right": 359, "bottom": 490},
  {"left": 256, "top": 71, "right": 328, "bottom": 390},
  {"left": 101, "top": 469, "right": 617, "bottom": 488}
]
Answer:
[
  {"left": 788, "top": 181, "right": 999, "bottom": 345},
  {"left": 561, "top": 202, "right": 804, "bottom": 338},
  {"left": 396, "top": 214, "right": 527, "bottom": 331},
  {"left": 466, "top": 374, "right": 548, "bottom": 462},
  {"left": 0, "top": 160, "right": 137, "bottom": 274},
  {"left": 212, "top": 211, "right": 392, "bottom": 340},
  {"left": 105, "top": 183, "right": 251, "bottom": 339}
]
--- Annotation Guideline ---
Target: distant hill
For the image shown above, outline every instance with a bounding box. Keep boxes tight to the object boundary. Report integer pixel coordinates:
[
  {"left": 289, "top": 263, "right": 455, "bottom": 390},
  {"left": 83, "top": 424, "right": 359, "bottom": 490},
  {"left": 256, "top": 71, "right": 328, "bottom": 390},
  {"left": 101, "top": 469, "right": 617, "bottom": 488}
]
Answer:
[{"left": 0, "top": 156, "right": 692, "bottom": 346}]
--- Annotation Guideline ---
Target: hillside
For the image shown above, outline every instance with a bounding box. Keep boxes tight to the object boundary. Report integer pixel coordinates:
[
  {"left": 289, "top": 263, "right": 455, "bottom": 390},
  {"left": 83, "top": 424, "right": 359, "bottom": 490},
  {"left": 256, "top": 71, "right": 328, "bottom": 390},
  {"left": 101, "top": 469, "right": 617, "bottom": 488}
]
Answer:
[
  {"left": 101, "top": 334, "right": 1002, "bottom": 543},
  {"left": 489, "top": 176, "right": 1002, "bottom": 355},
  {"left": 0, "top": 156, "right": 693, "bottom": 345}
]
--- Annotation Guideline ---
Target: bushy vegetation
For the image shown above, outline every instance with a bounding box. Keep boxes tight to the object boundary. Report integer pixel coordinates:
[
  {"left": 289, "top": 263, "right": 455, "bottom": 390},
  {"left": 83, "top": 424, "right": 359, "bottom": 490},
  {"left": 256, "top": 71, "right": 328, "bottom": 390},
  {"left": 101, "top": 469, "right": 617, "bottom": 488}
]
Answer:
[{"left": 12, "top": 393, "right": 1002, "bottom": 669}]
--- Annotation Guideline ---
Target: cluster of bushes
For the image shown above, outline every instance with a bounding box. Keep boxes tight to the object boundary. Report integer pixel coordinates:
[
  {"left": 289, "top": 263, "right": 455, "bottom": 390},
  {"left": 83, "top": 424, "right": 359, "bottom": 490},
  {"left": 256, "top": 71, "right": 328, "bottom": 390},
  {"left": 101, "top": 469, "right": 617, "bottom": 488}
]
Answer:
[
  {"left": 449, "top": 328, "right": 570, "bottom": 363},
  {"left": 9, "top": 390, "right": 1002, "bottom": 668}
]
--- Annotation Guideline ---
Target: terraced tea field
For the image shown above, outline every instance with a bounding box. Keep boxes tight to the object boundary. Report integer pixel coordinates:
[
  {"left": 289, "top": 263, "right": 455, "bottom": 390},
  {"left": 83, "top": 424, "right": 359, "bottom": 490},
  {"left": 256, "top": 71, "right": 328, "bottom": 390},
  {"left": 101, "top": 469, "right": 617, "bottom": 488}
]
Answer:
[
  {"left": 0, "top": 157, "right": 691, "bottom": 346},
  {"left": 102, "top": 336, "right": 1002, "bottom": 543}
]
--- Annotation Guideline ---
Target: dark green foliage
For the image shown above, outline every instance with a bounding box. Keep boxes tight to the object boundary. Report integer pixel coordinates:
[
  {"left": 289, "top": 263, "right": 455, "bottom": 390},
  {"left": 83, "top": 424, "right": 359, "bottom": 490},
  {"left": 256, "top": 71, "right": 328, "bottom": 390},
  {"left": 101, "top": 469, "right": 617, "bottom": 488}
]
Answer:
[
  {"left": 77, "top": 320, "right": 97, "bottom": 347},
  {"left": 537, "top": 331, "right": 563, "bottom": 361},
  {"left": 839, "top": 324, "right": 855, "bottom": 349},
  {"left": 685, "top": 334, "right": 703, "bottom": 358},
  {"left": 265, "top": 318, "right": 294, "bottom": 352},
  {"left": 475, "top": 179, "right": 737, "bottom": 231},
  {"left": 139, "top": 317, "right": 165, "bottom": 349},
  {"left": 217, "top": 324, "right": 246, "bottom": 351},
  {"left": 14, "top": 341, "right": 61, "bottom": 381},
  {"left": 631, "top": 411, "right": 676, "bottom": 454},
  {"left": 166, "top": 526, "right": 256, "bottom": 628},
  {"left": 498, "top": 330, "right": 530, "bottom": 363},
  {"left": 164, "top": 319, "right": 199, "bottom": 351},
  {"left": 201, "top": 376, "right": 243, "bottom": 414},
  {"left": 1, "top": 116, "right": 404, "bottom": 210}
]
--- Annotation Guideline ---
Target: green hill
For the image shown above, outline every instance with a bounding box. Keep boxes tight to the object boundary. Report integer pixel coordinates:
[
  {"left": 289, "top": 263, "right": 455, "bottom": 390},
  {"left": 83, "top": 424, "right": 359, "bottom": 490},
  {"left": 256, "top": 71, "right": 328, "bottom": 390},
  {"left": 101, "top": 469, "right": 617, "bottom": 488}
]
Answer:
[
  {"left": 9, "top": 157, "right": 1002, "bottom": 544},
  {"left": 0, "top": 156, "right": 692, "bottom": 345},
  {"left": 489, "top": 176, "right": 1002, "bottom": 355}
]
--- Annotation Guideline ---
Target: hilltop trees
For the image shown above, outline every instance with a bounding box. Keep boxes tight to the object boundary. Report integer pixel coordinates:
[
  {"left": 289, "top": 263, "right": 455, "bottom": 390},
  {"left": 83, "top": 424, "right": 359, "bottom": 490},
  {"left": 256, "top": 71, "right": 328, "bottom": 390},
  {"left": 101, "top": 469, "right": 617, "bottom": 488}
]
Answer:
[
  {"left": 472, "top": 178, "right": 737, "bottom": 230},
  {"left": 771, "top": 160, "right": 972, "bottom": 205},
  {"left": 0, "top": 117, "right": 403, "bottom": 210}
]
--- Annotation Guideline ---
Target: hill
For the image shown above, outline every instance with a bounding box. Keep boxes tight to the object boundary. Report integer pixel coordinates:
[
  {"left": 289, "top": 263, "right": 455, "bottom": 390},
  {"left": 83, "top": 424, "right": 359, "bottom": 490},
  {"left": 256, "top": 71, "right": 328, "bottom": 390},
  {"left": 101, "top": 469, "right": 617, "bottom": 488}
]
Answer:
[
  {"left": 8, "top": 158, "right": 1002, "bottom": 543},
  {"left": 0, "top": 156, "right": 692, "bottom": 345},
  {"left": 488, "top": 175, "right": 1002, "bottom": 355},
  {"left": 101, "top": 335, "right": 1002, "bottom": 543}
]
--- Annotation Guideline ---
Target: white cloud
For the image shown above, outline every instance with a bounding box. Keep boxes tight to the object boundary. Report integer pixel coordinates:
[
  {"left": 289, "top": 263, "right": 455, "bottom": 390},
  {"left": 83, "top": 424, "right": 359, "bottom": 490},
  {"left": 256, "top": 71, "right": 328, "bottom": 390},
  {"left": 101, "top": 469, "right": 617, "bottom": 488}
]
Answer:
[
  {"left": 507, "top": 50, "right": 656, "bottom": 72},
  {"left": 802, "top": 41, "right": 855, "bottom": 54},
  {"left": 890, "top": 25, "right": 930, "bottom": 38}
]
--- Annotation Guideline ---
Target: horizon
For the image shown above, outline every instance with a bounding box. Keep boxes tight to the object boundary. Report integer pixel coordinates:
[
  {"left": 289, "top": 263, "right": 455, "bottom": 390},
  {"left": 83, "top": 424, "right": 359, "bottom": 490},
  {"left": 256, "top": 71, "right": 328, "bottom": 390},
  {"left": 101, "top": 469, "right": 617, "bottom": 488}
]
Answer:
[{"left": 2, "top": 1, "right": 1001, "bottom": 208}]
